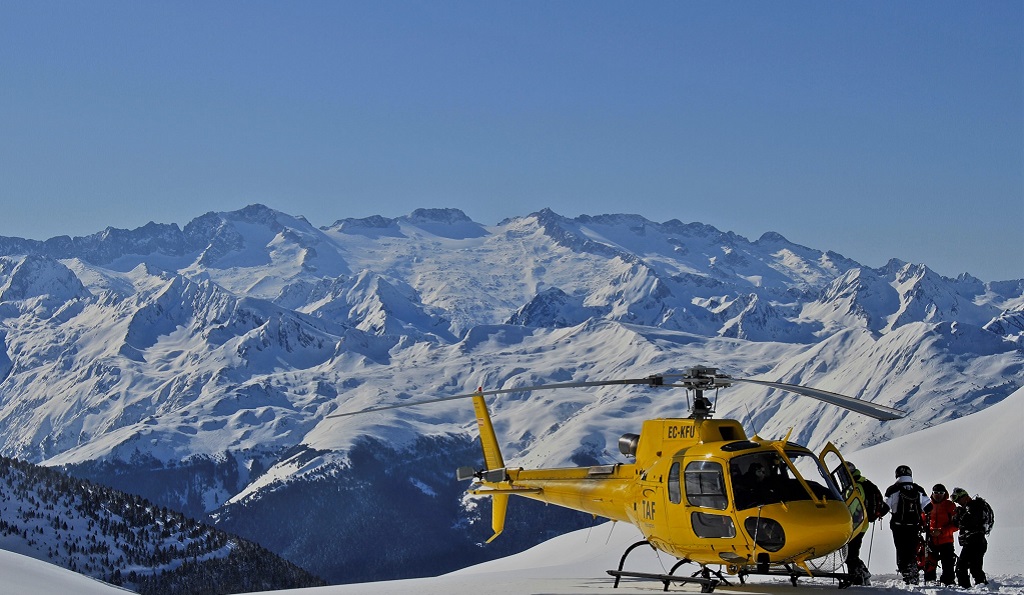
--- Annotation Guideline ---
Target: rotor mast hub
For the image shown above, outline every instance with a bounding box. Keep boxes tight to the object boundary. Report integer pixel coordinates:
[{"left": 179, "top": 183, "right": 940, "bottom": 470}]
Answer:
[{"left": 673, "top": 366, "right": 733, "bottom": 420}]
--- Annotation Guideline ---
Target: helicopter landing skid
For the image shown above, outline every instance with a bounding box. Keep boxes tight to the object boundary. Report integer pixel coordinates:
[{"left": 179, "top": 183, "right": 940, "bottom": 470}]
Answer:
[
  {"left": 737, "top": 564, "right": 853, "bottom": 589},
  {"left": 607, "top": 540, "right": 723, "bottom": 593}
]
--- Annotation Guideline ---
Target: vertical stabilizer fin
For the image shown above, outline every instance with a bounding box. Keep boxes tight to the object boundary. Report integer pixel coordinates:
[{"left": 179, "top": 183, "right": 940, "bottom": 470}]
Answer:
[
  {"left": 472, "top": 392, "right": 505, "bottom": 470},
  {"left": 486, "top": 493, "right": 508, "bottom": 543},
  {"left": 471, "top": 392, "right": 509, "bottom": 543},
  {"left": 472, "top": 392, "right": 509, "bottom": 544}
]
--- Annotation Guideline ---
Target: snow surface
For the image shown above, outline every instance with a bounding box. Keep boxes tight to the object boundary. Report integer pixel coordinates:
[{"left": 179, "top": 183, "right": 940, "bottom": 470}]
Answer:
[
  {"left": 0, "top": 548, "right": 135, "bottom": 595},
  {"left": 7, "top": 387, "right": 1022, "bottom": 595}
]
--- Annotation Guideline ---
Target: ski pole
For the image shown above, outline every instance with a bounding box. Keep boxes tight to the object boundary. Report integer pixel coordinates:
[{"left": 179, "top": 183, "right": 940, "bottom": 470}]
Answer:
[{"left": 867, "top": 521, "right": 876, "bottom": 567}]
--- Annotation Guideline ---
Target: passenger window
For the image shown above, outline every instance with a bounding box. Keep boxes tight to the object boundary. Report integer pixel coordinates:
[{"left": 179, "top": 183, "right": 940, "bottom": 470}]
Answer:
[
  {"left": 849, "top": 496, "right": 865, "bottom": 528},
  {"left": 684, "top": 460, "right": 727, "bottom": 509},
  {"left": 691, "top": 512, "right": 736, "bottom": 538},
  {"left": 668, "top": 462, "right": 681, "bottom": 504}
]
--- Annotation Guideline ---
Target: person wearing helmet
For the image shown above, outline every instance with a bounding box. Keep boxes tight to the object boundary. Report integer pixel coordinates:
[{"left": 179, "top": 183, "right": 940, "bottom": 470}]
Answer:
[
  {"left": 884, "top": 465, "right": 932, "bottom": 584},
  {"left": 951, "top": 487, "right": 992, "bottom": 588},
  {"left": 925, "top": 484, "right": 957, "bottom": 585},
  {"left": 843, "top": 463, "right": 882, "bottom": 585}
]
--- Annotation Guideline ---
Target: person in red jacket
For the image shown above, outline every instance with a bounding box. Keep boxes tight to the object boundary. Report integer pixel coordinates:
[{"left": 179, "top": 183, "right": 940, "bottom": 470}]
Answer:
[{"left": 926, "top": 483, "right": 958, "bottom": 585}]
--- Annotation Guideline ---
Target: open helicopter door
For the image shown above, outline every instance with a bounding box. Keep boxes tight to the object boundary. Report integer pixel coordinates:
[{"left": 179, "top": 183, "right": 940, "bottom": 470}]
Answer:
[{"left": 819, "top": 443, "right": 867, "bottom": 535}]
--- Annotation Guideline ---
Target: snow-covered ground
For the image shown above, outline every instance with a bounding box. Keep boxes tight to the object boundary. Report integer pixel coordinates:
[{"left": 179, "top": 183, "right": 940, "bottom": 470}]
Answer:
[
  {"left": 0, "top": 548, "right": 135, "bottom": 595},
  {"left": 6, "top": 387, "right": 1021, "bottom": 594}
]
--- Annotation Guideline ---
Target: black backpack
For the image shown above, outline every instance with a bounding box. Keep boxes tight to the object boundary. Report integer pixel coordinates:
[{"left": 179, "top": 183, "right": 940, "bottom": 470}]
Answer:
[
  {"left": 861, "top": 479, "right": 887, "bottom": 522},
  {"left": 977, "top": 497, "right": 995, "bottom": 535},
  {"left": 892, "top": 484, "right": 924, "bottom": 527},
  {"left": 956, "top": 496, "right": 995, "bottom": 539}
]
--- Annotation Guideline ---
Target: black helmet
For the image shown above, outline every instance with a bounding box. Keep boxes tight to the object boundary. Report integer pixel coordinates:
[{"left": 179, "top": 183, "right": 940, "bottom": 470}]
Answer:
[
  {"left": 895, "top": 465, "right": 912, "bottom": 478},
  {"left": 932, "top": 484, "right": 947, "bottom": 494}
]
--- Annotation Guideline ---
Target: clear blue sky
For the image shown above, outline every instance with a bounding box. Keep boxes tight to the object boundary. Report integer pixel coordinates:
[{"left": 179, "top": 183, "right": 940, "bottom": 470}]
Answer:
[{"left": 2, "top": 2, "right": 1021, "bottom": 280}]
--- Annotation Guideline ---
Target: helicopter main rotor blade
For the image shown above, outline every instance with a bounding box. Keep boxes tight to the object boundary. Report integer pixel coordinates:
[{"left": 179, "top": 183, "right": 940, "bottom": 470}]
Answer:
[
  {"left": 732, "top": 378, "right": 906, "bottom": 421},
  {"left": 326, "top": 377, "right": 663, "bottom": 418}
]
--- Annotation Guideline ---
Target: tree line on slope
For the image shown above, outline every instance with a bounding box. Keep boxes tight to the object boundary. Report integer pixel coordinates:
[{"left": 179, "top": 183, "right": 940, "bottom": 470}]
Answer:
[{"left": 0, "top": 455, "right": 325, "bottom": 594}]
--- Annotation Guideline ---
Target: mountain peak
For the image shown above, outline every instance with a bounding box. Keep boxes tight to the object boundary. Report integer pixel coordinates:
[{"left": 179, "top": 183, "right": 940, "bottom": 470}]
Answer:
[
  {"left": 0, "top": 254, "right": 90, "bottom": 304},
  {"left": 227, "top": 203, "right": 286, "bottom": 225},
  {"left": 399, "top": 208, "right": 486, "bottom": 239},
  {"left": 756, "top": 231, "right": 790, "bottom": 244},
  {"left": 404, "top": 208, "right": 473, "bottom": 224}
]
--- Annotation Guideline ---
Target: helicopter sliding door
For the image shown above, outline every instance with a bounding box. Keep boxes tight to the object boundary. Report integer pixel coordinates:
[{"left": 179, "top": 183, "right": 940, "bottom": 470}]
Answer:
[
  {"left": 682, "top": 460, "right": 736, "bottom": 539},
  {"left": 819, "top": 443, "right": 867, "bottom": 534}
]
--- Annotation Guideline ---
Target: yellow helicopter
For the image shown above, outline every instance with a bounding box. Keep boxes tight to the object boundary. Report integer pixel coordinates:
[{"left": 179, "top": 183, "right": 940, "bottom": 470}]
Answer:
[{"left": 330, "top": 365, "right": 905, "bottom": 591}]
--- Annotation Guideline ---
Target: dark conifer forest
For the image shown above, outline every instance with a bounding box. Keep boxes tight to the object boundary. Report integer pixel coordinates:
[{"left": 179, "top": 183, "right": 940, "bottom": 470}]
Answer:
[{"left": 0, "top": 455, "right": 325, "bottom": 594}]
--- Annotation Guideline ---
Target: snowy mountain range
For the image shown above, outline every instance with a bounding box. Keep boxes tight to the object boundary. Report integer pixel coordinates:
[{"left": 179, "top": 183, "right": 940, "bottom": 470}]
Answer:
[{"left": 0, "top": 205, "right": 1021, "bottom": 582}]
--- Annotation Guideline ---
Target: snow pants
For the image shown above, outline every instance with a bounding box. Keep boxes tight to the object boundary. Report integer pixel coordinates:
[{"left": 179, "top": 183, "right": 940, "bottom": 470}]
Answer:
[
  {"left": 926, "top": 541, "right": 956, "bottom": 585},
  {"left": 956, "top": 537, "right": 987, "bottom": 588},
  {"left": 845, "top": 531, "right": 868, "bottom": 584},
  {"left": 892, "top": 525, "right": 920, "bottom": 582}
]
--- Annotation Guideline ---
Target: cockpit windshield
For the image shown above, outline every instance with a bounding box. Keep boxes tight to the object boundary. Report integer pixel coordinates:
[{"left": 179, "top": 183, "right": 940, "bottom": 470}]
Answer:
[{"left": 730, "top": 450, "right": 842, "bottom": 510}]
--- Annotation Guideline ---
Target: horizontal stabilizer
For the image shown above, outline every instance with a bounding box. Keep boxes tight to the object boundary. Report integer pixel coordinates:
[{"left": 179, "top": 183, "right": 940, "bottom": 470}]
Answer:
[{"left": 470, "top": 487, "right": 543, "bottom": 496}]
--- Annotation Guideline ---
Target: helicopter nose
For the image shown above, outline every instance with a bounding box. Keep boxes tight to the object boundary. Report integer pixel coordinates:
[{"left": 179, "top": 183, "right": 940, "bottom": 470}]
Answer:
[
  {"left": 788, "top": 502, "right": 853, "bottom": 555},
  {"left": 742, "top": 502, "right": 853, "bottom": 560}
]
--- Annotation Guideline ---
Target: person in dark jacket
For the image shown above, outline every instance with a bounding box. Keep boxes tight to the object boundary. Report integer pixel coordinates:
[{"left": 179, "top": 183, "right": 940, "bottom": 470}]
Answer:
[
  {"left": 951, "top": 487, "right": 990, "bottom": 588},
  {"left": 884, "top": 465, "right": 932, "bottom": 584},
  {"left": 925, "top": 484, "right": 957, "bottom": 585},
  {"left": 844, "top": 462, "right": 885, "bottom": 585}
]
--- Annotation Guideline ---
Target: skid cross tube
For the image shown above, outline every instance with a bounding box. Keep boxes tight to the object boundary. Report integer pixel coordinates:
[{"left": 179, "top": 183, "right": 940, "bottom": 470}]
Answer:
[{"left": 737, "top": 564, "right": 853, "bottom": 589}]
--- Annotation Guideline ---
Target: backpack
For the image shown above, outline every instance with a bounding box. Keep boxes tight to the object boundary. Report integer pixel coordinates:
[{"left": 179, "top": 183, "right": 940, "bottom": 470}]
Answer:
[
  {"left": 956, "top": 496, "right": 995, "bottom": 542},
  {"left": 977, "top": 497, "right": 994, "bottom": 535},
  {"left": 892, "top": 485, "right": 924, "bottom": 527},
  {"left": 861, "top": 479, "right": 887, "bottom": 522}
]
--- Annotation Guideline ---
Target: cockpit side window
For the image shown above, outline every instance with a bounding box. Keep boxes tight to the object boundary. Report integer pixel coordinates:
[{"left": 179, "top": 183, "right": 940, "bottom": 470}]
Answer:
[
  {"left": 731, "top": 453, "right": 787, "bottom": 509},
  {"left": 684, "top": 461, "right": 727, "bottom": 509},
  {"left": 730, "top": 450, "right": 841, "bottom": 509}
]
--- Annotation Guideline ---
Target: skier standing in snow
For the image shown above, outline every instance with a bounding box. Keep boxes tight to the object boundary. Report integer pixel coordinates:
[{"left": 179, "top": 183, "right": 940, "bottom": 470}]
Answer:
[
  {"left": 844, "top": 463, "right": 886, "bottom": 585},
  {"left": 884, "top": 465, "right": 932, "bottom": 584},
  {"left": 951, "top": 487, "right": 993, "bottom": 588},
  {"left": 924, "top": 483, "right": 957, "bottom": 585}
]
